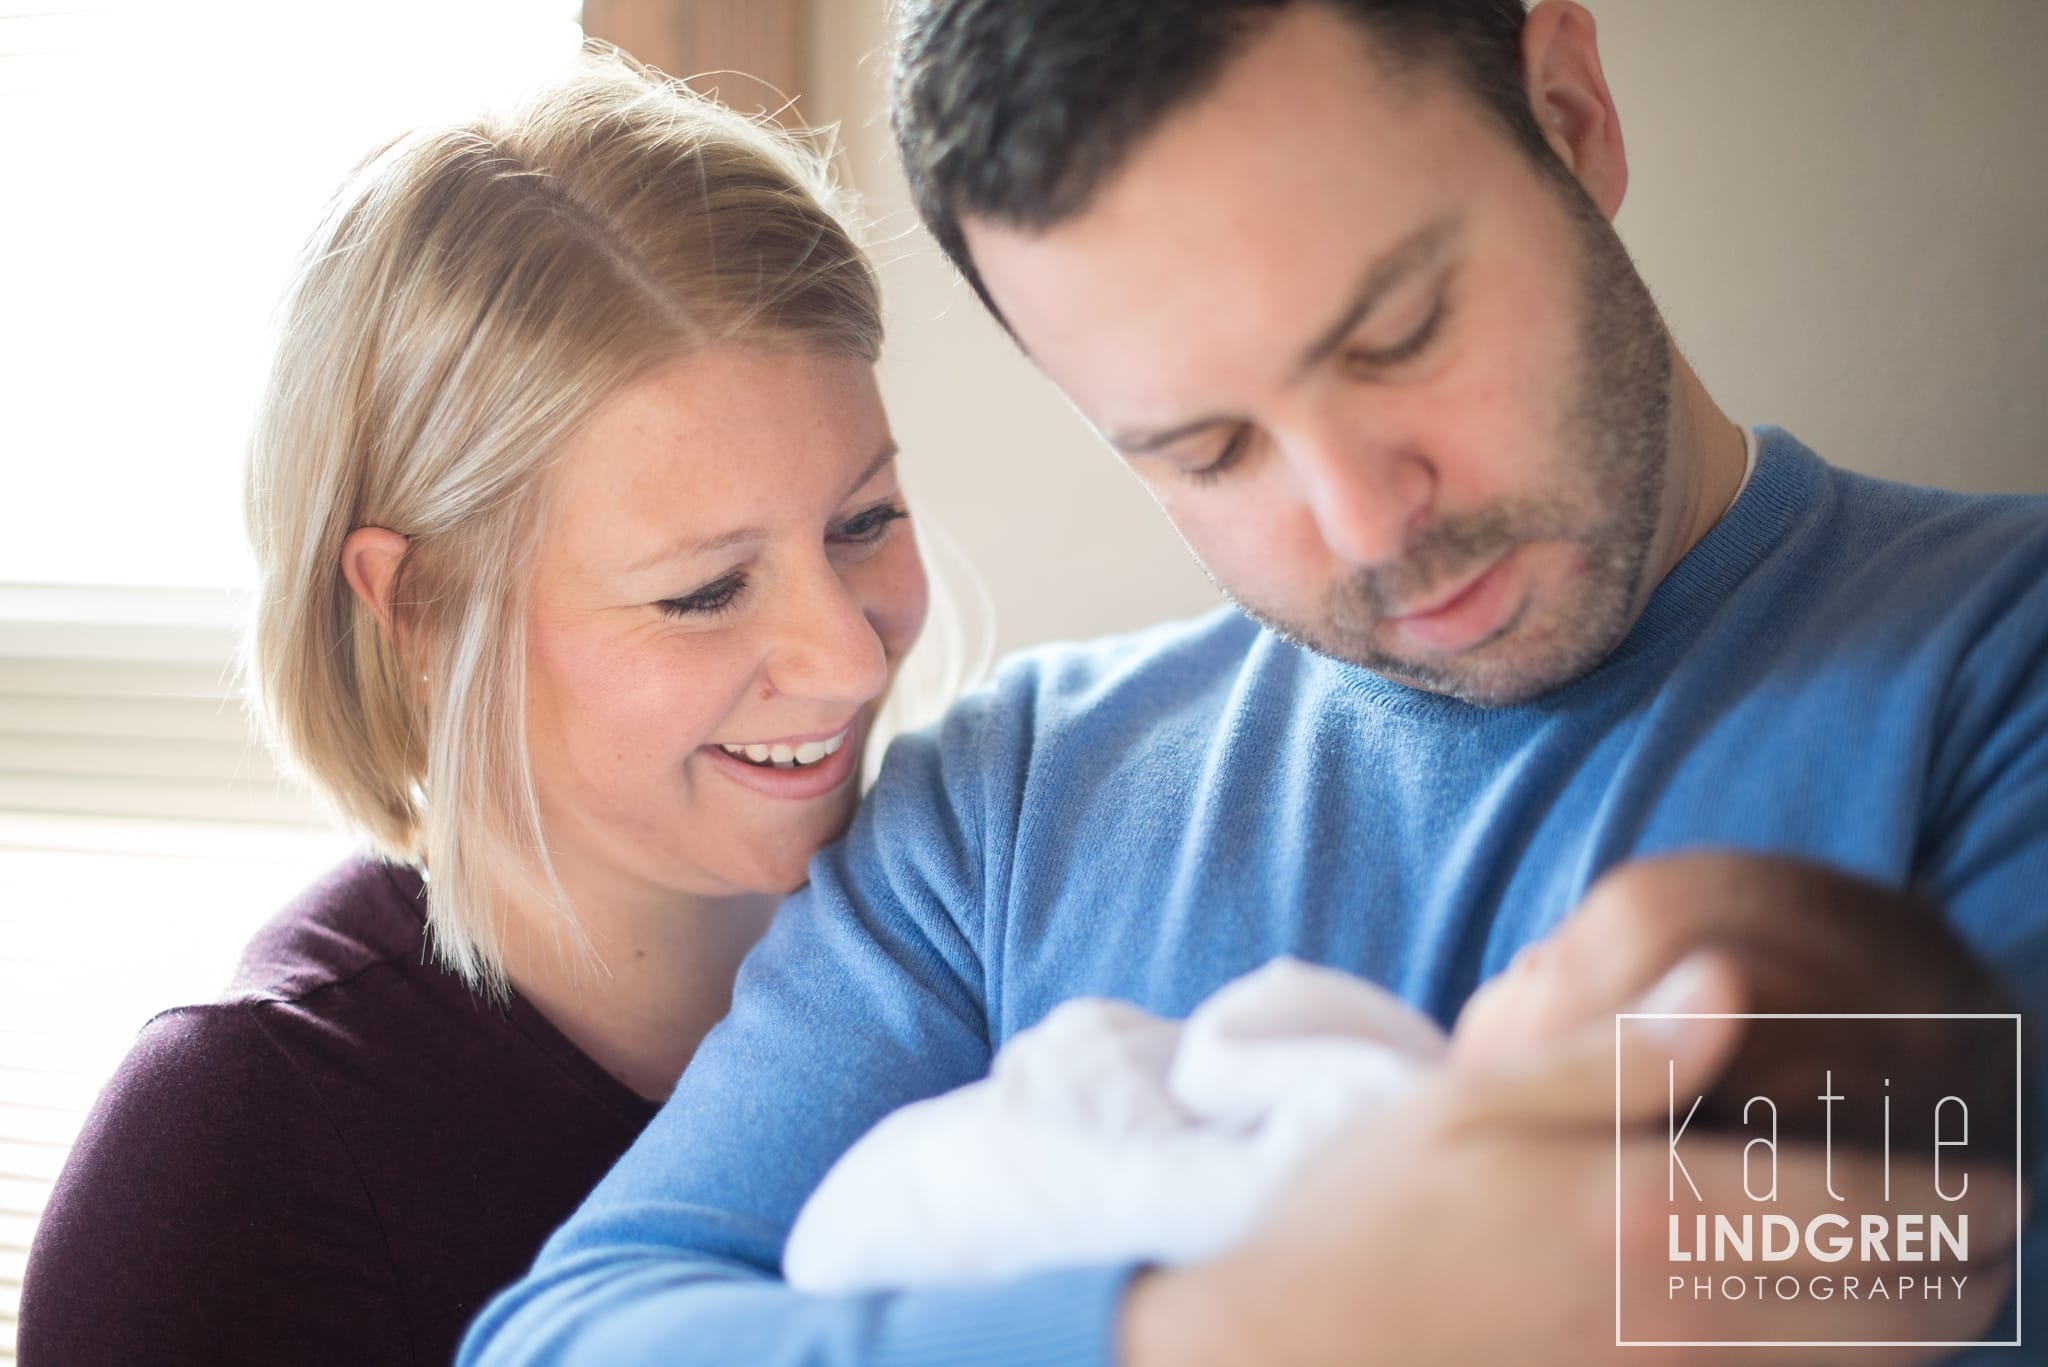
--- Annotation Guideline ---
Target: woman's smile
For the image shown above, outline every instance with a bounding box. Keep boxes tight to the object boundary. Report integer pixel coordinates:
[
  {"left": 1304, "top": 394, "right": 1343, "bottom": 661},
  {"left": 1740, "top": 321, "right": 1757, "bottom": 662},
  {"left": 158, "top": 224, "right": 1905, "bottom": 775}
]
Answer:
[
  {"left": 715, "top": 722, "right": 852, "bottom": 769},
  {"left": 702, "top": 720, "right": 863, "bottom": 800}
]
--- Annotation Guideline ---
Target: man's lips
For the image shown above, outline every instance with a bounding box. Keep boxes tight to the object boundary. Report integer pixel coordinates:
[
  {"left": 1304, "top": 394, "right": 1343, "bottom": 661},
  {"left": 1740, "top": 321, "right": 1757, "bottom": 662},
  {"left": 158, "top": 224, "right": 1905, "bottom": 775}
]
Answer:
[
  {"left": 1385, "top": 548, "right": 1522, "bottom": 653},
  {"left": 1392, "top": 553, "right": 1507, "bottom": 619}
]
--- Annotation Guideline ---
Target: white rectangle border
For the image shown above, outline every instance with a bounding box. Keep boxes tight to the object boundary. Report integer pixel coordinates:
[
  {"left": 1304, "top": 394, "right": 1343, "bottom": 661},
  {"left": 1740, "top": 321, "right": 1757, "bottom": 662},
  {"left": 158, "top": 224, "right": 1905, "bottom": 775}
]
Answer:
[{"left": 1612, "top": 1011, "right": 2023, "bottom": 1349}]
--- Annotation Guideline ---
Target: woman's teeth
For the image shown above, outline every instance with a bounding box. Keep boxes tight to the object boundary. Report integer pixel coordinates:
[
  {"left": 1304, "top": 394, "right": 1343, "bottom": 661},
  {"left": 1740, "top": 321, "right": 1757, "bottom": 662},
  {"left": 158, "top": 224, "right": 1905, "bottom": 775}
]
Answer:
[{"left": 718, "top": 730, "right": 847, "bottom": 769}]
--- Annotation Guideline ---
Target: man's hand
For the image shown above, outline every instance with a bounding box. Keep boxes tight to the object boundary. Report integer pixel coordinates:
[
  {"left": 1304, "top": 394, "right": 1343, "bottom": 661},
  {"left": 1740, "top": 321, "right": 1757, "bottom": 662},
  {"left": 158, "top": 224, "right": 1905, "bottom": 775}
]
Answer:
[
  {"left": 1121, "top": 954, "right": 2020, "bottom": 1367},
  {"left": 1572, "top": 852, "right": 2028, "bottom": 1157}
]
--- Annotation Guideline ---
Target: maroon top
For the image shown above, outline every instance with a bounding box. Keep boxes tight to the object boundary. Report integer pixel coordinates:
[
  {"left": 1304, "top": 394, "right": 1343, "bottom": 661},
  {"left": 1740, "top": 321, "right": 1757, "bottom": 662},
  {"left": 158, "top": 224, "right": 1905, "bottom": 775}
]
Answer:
[{"left": 17, "top": 858, "right": 660, "bottom": 1367}]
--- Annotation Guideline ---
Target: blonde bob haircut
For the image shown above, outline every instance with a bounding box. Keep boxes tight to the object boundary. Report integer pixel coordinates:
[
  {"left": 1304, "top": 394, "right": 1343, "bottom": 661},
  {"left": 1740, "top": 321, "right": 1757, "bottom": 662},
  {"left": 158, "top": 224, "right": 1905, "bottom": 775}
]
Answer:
[{"left": 245, "top": 52, "right": 894, "bottom": 992}]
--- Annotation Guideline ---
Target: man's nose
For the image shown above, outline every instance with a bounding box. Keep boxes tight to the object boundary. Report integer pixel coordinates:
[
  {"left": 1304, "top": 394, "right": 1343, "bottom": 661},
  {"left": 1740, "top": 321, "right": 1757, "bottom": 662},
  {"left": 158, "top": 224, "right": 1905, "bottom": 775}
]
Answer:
[{"left": 1283, "top": 426, "right": 1436, "bottom": 569}]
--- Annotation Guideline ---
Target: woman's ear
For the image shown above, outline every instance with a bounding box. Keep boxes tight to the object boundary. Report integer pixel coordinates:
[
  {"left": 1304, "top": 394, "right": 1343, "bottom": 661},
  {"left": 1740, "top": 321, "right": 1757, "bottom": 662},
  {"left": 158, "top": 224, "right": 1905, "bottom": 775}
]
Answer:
[
  {"left": 340, "top": 526, "right": 410, "bottom": 639},
  {"left": 1521, "top": 0, "right": 1629, "bottom": 220}
]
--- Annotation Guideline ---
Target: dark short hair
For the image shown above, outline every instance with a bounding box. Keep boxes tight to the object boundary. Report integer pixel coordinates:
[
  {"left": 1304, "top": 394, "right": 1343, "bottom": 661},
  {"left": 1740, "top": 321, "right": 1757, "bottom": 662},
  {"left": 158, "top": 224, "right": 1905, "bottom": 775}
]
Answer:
[{"left": 892, "top": 0, "right": 1550, "bottom": 315}]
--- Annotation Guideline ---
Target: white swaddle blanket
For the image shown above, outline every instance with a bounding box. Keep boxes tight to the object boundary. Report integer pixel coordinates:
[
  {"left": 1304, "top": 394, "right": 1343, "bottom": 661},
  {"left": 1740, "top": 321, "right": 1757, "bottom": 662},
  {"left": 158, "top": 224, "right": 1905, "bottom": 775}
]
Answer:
[{"left": 782, "top": 957, "right": 1449, "bottom": 1293}]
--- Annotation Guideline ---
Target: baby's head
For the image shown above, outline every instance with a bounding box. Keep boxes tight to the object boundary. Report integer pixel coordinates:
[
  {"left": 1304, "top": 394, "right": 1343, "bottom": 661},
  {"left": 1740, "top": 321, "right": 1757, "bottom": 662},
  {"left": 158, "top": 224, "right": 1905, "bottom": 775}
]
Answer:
[
  {"left": 1446, "top": 852, "right": 1766, "bottom": 1067},
  {"left": 1448, "top": 851, "right": 2025, "bottom": 1155},
  {"left": 1453, "top": 851, "right": 1992, "bottom": 1064}
]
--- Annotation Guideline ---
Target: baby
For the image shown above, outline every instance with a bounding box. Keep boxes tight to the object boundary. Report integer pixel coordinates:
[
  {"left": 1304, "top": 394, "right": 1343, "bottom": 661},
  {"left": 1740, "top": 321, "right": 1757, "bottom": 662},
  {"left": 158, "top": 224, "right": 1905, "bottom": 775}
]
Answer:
[{"left": 783, "top": 853, "right": 2025, "bottom": 1293}]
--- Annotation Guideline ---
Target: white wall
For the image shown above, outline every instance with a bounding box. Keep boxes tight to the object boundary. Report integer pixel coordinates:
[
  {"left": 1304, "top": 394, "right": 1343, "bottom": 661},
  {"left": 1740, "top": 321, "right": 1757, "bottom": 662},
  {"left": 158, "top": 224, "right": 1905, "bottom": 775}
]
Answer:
[{"left": 803, "top": 0, "right": 2048, "bottom": 659}]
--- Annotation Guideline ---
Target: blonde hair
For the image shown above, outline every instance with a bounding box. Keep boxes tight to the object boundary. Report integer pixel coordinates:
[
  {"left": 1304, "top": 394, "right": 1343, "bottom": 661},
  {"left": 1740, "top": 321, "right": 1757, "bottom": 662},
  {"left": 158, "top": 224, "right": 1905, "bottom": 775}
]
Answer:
[{"left": 244, "top": 52, "right": 893, "bottom": 991}]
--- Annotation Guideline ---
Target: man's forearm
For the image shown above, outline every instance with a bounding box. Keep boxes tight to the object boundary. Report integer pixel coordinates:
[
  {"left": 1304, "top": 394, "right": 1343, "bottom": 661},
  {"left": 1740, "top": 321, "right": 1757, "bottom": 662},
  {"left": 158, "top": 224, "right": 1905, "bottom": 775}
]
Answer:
[{"left": 1120, "top": 1262, "right": 1266, "bottom": 1367}]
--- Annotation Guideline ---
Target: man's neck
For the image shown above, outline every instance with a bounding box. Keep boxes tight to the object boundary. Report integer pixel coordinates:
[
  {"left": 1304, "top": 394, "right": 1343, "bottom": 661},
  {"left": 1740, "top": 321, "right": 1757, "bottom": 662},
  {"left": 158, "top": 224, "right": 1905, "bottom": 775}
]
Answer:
[{"left": 1655, "top": 348, "right": 1749, "bottom": 581}]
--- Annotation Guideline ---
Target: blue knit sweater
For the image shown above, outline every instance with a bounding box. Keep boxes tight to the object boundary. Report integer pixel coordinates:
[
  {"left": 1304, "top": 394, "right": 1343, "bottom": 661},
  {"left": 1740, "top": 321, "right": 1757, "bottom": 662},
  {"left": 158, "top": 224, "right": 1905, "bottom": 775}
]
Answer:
[{"left": 462, "top": 428, "right": 2048, "bottom": 1366}]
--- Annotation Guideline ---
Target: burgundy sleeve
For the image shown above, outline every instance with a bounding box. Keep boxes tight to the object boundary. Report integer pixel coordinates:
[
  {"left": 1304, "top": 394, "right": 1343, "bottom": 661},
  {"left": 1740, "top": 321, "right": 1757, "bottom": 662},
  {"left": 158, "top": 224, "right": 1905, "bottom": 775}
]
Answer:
[{"left": 17, "top": 1004, "right": 412, "bottom": 1367}]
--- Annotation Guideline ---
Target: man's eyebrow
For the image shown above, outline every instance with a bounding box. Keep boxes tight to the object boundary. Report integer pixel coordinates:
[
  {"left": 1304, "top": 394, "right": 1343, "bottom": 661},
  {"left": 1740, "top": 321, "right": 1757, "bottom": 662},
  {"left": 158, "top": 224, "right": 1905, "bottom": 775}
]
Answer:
[
  {"left": 621, "top": 440, "right": 900, "bottom": 575},
  {"left": 1105, "top": 215, "right": 1463, "bottom": 457},
  {"left": 1108, "top": 414, "right": 1233, "bottom": 458},
  {"left": 1292, "top": 212, "right": 1462, "bottom": 377}
]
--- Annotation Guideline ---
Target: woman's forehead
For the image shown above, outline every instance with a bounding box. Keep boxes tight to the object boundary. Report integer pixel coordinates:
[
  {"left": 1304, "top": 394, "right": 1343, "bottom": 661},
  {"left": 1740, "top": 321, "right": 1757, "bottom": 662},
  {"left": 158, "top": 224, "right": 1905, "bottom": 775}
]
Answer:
[{"left": 539, "top": 349, "right": 890, "bottom": 577}]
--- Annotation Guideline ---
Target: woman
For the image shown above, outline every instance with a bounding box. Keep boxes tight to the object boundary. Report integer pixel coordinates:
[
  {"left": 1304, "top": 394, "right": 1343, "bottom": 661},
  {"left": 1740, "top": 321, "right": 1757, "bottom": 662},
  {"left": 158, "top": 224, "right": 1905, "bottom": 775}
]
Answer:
[{"left": 18, "top": 54, "right": 947, "bottom": 1367}]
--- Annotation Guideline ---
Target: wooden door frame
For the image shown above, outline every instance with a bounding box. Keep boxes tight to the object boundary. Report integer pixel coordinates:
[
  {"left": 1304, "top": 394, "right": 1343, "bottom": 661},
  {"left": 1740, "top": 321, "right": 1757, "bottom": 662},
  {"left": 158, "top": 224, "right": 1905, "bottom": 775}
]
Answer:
[{"left": 580, "top": 0, "right": 804, "bottom": 121}]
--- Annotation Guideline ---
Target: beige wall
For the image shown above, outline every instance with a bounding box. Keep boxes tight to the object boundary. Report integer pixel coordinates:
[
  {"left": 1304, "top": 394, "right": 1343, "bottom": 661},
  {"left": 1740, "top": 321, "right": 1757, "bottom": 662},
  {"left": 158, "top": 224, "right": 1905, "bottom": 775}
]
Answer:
[
  {"left": 804, "top": 2, "right": 1225, "bottom": 658},
  {"left": 804, "top": 0, "right": 2048, "bottom": 659},
  {"left": 1600, "top": 0, "right": 2048, "bottom": 494}
]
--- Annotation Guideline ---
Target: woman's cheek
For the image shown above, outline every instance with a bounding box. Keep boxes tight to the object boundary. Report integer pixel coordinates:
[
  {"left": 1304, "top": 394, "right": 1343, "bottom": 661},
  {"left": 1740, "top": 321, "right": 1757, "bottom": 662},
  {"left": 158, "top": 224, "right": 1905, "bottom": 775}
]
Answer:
[
  {"left": 866, "top": 529, "right": 931, "bottom": 660},
  {"left": 656, "top": 629, "right": 764, "bottom": 728}
]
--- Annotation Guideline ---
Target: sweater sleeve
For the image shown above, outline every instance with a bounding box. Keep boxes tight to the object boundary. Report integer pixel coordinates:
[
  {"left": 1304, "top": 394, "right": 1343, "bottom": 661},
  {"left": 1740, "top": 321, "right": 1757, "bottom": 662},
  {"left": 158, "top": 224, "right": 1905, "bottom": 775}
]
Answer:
[
  {"left": 459, "top": 679, "right": 1140, "bottom": 1367},
  {"left": 16, "top": 1003, "right": 410, "bottom": 1367},
  {"left": 1918, "top": 527, "right": 2048, "bottom": 997},
  {"left": 1913, "top": 525, "right": 2048, "bottom": 1363}
]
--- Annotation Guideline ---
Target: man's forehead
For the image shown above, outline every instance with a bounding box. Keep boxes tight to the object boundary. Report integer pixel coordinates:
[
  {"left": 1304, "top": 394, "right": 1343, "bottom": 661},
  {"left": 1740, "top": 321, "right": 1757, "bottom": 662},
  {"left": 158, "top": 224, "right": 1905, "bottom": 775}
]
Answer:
[
  {"left": 961, "top": 162, "right": 1472, "bottom": 441},
  {"left": 957, "top": 7, "right": 1489, "bottom": 358}
]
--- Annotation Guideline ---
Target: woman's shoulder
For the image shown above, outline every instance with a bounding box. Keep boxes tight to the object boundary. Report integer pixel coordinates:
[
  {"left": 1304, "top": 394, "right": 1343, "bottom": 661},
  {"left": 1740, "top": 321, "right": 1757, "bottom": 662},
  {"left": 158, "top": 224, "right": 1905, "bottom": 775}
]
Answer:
[
  {"left": 224, "top": 853, "right": 430, "bottom": 1003},
  {"left": 19, "top": 854, "right": 653, "bottom": 1366},
  {"left": 37, "top": 993, "right": 371, "bottom": 1209},
  {"left": 19, "top": 858, "right": 438, "bottom": 1367},
  {"left": 18, "top": 993, "right": 406, "bottom": 1365},
  {"left": 40, "top": 853, "right": 437, "bottom": 1216}
]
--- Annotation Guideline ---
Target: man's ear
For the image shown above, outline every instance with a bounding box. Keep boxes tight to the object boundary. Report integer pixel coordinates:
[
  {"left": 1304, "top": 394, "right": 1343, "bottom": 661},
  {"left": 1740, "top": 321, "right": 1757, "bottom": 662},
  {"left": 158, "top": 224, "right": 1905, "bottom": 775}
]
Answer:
[
  {"left": 340, "top": 525, "right": 410, "bottom": 640},
  {"left": 1521, "top": 0, "right": 1628, "bottom": 220}
]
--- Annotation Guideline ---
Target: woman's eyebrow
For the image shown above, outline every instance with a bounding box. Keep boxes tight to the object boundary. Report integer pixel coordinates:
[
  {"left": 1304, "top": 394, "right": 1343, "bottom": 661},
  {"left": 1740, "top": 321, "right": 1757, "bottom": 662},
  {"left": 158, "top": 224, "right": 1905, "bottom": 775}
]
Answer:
[
  {"left": 839, "top": 440, "right": 901, "bottom": 500},
  {"left": 621, "top": 441, "right": 901, "bottom": 575},
  {"left": 621, "top": 524, "right": 765, "bottom": 576}
]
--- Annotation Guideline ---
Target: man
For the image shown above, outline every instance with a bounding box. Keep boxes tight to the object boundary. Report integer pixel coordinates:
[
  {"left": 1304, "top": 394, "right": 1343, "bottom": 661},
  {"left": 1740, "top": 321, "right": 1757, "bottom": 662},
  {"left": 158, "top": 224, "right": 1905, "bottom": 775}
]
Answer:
[{"left": 463, "top": 3, "right": 2047, "bottom": 1363}]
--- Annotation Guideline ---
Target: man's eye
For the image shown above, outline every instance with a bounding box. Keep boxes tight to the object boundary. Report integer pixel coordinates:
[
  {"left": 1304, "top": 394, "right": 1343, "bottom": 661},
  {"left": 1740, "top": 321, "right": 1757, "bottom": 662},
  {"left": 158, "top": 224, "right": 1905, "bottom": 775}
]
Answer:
[
  {"left": 1187, "top": 427, "right": 1251, "bottom": 486},
  {"left": 656, "top": 573, "right": 745, "bottom": 618},
  {"left": 1349, "top": 293, "right": 1451, "bottom": 370},
  {"left": 831, "top": 501, "right": 909, "bottom": 544}
]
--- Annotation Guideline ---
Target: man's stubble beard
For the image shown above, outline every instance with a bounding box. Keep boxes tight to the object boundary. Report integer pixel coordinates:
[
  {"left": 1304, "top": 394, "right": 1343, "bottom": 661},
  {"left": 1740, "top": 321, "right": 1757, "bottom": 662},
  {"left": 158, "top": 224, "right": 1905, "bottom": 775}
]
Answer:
[{"left": 1239, "top": 181, "right": 1675, "bottom": 706}]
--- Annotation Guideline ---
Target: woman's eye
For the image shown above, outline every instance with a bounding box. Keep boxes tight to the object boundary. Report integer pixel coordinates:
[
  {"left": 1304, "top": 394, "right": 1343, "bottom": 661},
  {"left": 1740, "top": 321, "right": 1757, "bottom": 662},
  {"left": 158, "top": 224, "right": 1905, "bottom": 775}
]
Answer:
[
  {"left": 656, "top": 573, "right": 745, "bottom": 618},
  {"left": 831, "top": 501, "right": 909, "bottom": 545}
]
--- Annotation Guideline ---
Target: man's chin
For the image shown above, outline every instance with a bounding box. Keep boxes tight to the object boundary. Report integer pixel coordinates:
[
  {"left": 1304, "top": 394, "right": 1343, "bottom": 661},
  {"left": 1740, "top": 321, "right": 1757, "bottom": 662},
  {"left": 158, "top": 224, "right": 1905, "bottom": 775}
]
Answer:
[
  {"left": 1247, "top": 606, "right": 1589, "bottom": 708},
  {"left": 1354, "top": 654, "right": 1565, "bottom": 708}
]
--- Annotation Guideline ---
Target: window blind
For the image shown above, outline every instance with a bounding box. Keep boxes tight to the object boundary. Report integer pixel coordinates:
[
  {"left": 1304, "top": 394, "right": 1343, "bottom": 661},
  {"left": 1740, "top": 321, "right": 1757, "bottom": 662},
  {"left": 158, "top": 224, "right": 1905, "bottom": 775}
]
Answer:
[
  {"left": 0, "top": 816, "right": 350, "bottom": 1363},
  {"left": 0, "top": 0, "right": 584, "bottom": 1351},
  {"left": 0, "top": 585, "right": 348, "bottom": 1362}
]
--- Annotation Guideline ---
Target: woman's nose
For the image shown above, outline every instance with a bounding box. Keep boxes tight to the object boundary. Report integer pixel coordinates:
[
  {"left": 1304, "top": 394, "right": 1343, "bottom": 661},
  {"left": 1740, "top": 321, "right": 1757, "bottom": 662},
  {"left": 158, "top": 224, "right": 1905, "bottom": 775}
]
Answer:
[{"left": 761, "top": 562, "right": 890, "bottom": 705}]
